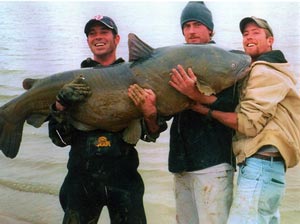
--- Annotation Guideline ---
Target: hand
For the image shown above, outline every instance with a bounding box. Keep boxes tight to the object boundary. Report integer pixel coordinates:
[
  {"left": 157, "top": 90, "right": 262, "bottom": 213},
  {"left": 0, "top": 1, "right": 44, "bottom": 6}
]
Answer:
[
  {"left": 169, "top": 64, "right": 198, "bottom": 100},
  {"left": 128, "top": 84, "right": 161, "bottom": 134},
  {"left": 57, "top": 75, "right": 92, "bottom": 107},
  {"left": 128, "top": 84, "right": 157, "bottom": 118},
  {"left": 169, "top": 65, "right": 217, "bottom": 104},
  {"left": 190, "top": 102, "right": 209, "bottom": 115}
]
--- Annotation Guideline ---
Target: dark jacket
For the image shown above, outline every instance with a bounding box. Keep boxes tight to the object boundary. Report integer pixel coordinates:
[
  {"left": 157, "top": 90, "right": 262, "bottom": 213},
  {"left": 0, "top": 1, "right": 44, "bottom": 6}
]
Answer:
[
  {"left": 48, "top": 57, "right": 139, "bottom": 171},
  {"left": 80, "top": 57, "right": 125, "bottom": 68},
  {"left": 168, "top": 75, "right": 239, "bottom": 173}
]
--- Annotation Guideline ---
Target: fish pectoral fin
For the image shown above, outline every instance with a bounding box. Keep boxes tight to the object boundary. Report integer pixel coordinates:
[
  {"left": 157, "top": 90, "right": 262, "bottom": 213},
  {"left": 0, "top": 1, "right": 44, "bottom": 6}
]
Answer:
[
  {"left": 122, "top": 119, "right": 142, "bottom": 145},
  {"left": 195, "top": 81, "right": 216, "bottom": 96},
  {"left": 26, "top": 114, "right": 49, "bottom": 128},
  {"left": 0, "top": 115, "right": 24, "bottom": 158}
]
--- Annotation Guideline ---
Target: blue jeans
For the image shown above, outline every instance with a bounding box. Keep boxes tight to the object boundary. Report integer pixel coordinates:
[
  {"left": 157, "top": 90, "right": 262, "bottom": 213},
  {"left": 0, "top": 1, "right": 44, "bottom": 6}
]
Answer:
[{"left": 227, "top": 157, "right": 285, "bottom": 224}]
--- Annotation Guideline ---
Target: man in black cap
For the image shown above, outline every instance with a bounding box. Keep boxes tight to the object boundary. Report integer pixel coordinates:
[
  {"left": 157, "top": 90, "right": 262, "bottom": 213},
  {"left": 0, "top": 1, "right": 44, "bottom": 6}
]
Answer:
[
  {"left": 48, "top": 15, "right": 147, "bottom": 224},
  {"left": 128, "top": 2, "right": 237, "bottom": 224},
  {"left": 81, "top": 15, "right": 123, "bottom": 67},
  {"left": 192, "top": 16, "right": 300, "bottom": 224}
]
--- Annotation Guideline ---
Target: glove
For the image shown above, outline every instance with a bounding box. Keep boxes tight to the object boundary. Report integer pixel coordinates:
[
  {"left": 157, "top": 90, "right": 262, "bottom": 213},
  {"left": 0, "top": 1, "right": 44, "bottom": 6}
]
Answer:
[{"left": 57, "top": 75, "right": 92, "bottom": 107}]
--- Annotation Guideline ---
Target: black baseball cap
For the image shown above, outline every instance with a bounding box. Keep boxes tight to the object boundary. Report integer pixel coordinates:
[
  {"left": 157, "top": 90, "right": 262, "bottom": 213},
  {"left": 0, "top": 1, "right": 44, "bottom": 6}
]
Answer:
[{"left": 84, "top": 15, "right": 118, "bottom": 36}]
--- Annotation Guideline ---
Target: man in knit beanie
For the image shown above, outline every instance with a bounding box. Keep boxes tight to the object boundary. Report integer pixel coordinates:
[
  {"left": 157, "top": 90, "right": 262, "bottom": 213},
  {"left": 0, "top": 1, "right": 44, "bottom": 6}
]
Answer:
[
  {"left": 164, "top": 2, "right": 237, "bottom": 224},
  {"left": 180, "top": 1, "right": 214, "bottom": 32},
  {"left": 179, "top": 1, "right": 215, "bottom": 44},
  {"left": 128, "top": 1, "right": 237, "bottom": 224}
]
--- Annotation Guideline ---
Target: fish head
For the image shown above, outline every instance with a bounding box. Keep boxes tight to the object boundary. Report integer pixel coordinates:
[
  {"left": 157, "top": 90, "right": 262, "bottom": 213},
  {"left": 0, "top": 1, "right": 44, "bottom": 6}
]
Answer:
[
  {"left": 228, "top": 49, "right": 252, "bottom": 81},
  {"left": 187, "top": 45, "right": 251, "bottom": 95}
]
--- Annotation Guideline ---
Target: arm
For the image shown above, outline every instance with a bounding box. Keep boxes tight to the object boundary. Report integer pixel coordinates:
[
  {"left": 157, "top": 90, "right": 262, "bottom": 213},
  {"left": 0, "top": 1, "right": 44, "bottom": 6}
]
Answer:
[
  {"left": 171, "top": 64, "right": 240, "bottom": 129},
  {"left": 128, "top": 84, "right": 167, "bottom": 141},
  {"left": 48, "top": 76, "right": 92, "bottom": 146},
  {"left": 237, "top": 65, "right": 289, "bottom": 136},
  {"left": 128, "top": 84, "right": 160, "bottom": 133},
  {"left": 170, "top": 64, "right": 240, "bottom": 117},
  {"left": 192, "top": 65, "right": 290, "bottom": 136},
  {"left": 48, "top": 104, "right": 73, "bottom": 147},
  {"left": 191, "top": 103, "right": 238, "bottom": 130}
]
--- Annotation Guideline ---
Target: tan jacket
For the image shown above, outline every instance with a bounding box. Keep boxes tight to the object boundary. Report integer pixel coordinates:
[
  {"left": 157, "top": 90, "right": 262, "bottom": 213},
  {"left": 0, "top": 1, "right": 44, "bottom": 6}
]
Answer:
[{"left": 233, "top": 61, "right": 300, "bottom": 168}]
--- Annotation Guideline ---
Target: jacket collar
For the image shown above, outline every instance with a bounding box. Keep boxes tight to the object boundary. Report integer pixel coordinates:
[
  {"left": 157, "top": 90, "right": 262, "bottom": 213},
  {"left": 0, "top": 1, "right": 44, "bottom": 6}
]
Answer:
[{"left": 257, "top": 50, "right": 287, "bottom": 63}]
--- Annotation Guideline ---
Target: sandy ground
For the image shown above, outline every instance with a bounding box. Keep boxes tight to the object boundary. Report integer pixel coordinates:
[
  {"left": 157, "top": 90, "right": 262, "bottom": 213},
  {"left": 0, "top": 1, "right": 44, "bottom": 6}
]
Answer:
[{"left": 1, "top": 164, "right": 299, "bottom": 224}]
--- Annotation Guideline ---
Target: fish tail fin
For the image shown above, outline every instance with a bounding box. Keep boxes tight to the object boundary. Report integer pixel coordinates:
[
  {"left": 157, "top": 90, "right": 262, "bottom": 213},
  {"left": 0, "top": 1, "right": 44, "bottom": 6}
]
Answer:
[{"left": 0, "top": 112, "right": 24, "bottom": 158}]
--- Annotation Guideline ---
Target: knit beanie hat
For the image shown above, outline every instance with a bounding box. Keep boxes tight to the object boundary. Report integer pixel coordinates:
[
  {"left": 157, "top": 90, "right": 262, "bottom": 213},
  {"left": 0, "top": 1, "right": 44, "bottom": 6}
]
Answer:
[{"left": 180, "top": 1, "right": 214, "bottom": 31}]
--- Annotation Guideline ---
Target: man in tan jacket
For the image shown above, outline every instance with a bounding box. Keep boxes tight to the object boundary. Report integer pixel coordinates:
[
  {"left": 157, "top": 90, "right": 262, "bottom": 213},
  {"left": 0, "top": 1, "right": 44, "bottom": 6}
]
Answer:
[{"left": 191, "top": 16, "right": 300, "bottom": 223}]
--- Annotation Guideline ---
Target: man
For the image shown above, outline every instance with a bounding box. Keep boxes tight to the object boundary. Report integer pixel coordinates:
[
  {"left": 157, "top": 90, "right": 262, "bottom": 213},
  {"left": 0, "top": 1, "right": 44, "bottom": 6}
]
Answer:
[
  {"left": 48, "top": 15, "right": 146, "bottom": 224},
  {"left": 192, "top": 17, "right": 300, "bottom": 223},
  {"left": 128, "top": 2, "right": 237, "bottom": 223}
]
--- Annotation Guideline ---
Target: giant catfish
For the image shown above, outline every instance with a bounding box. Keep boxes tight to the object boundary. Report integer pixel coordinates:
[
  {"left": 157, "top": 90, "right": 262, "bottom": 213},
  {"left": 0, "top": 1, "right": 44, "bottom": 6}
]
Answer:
[{"left": 0, "top": 33, "right": 251, "bottom": 158}]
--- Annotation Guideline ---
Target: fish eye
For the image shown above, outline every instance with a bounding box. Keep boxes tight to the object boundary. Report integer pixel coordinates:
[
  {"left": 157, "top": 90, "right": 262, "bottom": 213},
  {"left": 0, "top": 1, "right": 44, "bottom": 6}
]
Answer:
[{"left": 231, "top": 63, "right": 237, "bottom": 70}]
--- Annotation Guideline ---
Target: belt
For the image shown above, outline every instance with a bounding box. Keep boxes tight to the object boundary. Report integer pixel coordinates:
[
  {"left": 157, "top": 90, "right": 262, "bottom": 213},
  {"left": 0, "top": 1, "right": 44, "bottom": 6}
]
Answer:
[{"left": 251, "top": 153, "right": 284, "bottom": 162}]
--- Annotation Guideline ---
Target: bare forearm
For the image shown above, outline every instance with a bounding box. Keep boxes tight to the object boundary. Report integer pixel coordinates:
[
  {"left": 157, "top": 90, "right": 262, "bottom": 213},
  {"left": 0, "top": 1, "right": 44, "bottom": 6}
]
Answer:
[
  {"left": 144, "top": 113, "right": 160, "bottom": 134},
  {"left": 210, "top": 110, "right": 238, "bottom": 130},
  {"left": 193, "top": 92, "right": 217, "bottom": 105},
  {"left": 191, "top": 102, "right": 238, "bottom": 130}
]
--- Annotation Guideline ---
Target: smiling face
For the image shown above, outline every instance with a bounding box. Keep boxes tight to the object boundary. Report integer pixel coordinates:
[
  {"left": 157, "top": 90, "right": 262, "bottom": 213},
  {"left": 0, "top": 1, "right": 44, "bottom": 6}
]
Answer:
[
  {"left": 242, "top": 22, "right": 274, "bottom": 60},
  {"left": 87, "top": 24, "right": 120, "bottom": 66}
]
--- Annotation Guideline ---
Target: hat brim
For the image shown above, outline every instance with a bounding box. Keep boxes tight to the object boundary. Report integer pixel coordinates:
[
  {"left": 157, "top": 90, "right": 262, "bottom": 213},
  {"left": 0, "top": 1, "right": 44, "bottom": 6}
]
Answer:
[
  {"left": 239, "top": 17, "right": 258, "bottom": 33},
  {"left": 84, "top": 20, "right": 115, "bottom": 36},
  {"left": 239, "top": 17, "right": 273, "bottom": 37}
]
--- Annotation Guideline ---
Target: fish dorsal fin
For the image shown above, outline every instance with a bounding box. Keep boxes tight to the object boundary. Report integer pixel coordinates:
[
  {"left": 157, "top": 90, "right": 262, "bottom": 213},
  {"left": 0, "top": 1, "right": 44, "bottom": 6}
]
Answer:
[
  {"left": 128, "top": 33, "right": 154, "bottom": 62},
  {"left": 23, "top": 78, "right": 38, "bottom": 90}
]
